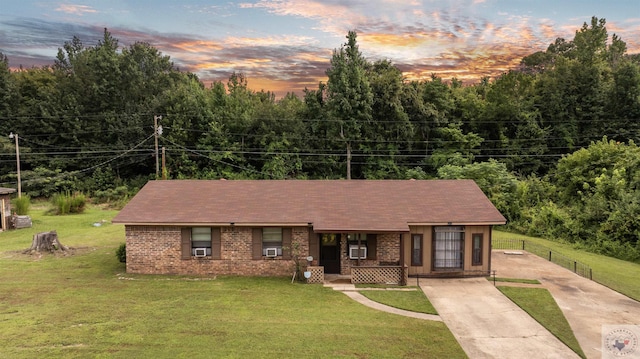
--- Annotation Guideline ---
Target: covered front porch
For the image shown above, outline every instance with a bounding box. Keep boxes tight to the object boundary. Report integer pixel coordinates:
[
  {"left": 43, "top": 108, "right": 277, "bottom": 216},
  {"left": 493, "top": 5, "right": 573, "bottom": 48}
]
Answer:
[
  {"left": 310, "top": 231, "right": 407, "bottom": 283},
  {"left": 307, "top": 224, "right": 495, "bottom": 285}
]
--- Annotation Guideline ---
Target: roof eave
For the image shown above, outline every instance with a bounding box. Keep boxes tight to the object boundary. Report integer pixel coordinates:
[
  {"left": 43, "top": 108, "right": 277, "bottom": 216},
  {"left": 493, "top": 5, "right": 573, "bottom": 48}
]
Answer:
[
  {"left": 408, "top": 221, "right": 507, "bottom": 226},
  {"left": 313, "top": 228, "right": 411, "bottom": 233},
  {"left": 113, "top": 221, "right": 313, "bottom": 227}
]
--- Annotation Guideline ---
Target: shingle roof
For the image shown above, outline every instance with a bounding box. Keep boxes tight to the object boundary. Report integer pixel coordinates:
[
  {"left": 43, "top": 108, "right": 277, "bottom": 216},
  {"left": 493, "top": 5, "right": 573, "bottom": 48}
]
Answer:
[
  {"left": 0, "top": 187, "right": 17, "bottom": 195},
  {"left": 112, "top": 179, "right": 506, "bottom": 232}
]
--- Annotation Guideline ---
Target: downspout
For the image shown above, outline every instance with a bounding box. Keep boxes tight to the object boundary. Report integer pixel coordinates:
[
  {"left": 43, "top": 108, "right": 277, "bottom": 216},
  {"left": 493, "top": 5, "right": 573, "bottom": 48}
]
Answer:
[{"left": 399, "top": 233, "right": 405, "bottom": 286}]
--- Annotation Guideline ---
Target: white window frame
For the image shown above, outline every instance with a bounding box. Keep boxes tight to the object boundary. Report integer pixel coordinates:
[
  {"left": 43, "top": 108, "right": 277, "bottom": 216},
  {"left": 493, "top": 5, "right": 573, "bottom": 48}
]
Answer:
[
  {"left": 262, "top": 227, "right": 283, "bottom": 256},
  {"left": 347, "top": 233, "right": 368, "bottom": 260},
  {"left": 191, "top": 227, "right": 212, "bottom": 257},
  {"left": 349, "top": 245, "right": 367, "bottom": 259}
]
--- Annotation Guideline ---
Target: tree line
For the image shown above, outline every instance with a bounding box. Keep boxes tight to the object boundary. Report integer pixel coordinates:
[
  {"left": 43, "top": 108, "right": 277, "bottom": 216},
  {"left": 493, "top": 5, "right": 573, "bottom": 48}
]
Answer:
[{"left": 1, "top": 17, "right": 639, "bottom": 261}]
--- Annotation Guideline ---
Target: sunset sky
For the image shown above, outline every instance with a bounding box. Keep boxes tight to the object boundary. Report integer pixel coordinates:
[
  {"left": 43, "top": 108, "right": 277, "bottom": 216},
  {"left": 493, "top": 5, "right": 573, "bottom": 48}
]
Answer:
[{"left": 1, "top": 1, "right": 639, "bottom": 96}]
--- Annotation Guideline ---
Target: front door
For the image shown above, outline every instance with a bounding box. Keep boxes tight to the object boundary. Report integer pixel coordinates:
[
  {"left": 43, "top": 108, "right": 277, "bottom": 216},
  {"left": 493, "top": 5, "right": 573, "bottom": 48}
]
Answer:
[{"left": 320, "top": 234, "right": 341, "bottom": 274}]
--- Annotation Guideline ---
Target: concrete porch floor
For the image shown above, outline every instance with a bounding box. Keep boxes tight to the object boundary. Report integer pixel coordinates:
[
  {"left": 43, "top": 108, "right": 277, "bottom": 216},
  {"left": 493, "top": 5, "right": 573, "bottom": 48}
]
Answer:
[
  {"left": 323, "top": 273, "right": 352, "bottom": 283},
  {"left": 322, "top": 273, "right": 424, "bottom": 287}
]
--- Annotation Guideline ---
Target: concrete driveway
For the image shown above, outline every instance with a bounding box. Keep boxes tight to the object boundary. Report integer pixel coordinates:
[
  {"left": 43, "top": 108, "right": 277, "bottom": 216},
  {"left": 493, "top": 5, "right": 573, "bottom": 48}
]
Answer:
[
  {"left": 492, "top": 250, "right": 640, "bottom": 359},
  {"left": 421, "top": 277, "right": 580, "bottom": 358}
]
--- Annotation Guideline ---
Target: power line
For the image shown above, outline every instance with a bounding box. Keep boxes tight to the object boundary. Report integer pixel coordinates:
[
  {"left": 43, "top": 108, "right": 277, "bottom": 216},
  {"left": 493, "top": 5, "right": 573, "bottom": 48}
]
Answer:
[
  {"left": 161, "top": 137, "right": 276, "bottom": 179},
  {"left": 0, "top": 135, "right": 155, "bottom": 188},
  {"left": 2, "top": 111, "right": 637, "bottom": 125}
]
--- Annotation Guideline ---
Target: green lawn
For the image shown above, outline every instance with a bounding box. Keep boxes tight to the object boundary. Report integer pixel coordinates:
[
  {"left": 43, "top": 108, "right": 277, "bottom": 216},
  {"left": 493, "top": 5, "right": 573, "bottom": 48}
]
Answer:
[
  {"left": 494, "top": 230, "right": 640, "bottom": 301},
  {"left": 498, "top": 286, "right": 586, "bottom": 358},
  {"left": 359, "top": 289, "right": 438, "bottom": 315},
  {"left": 488, "top": 277, "right": 541, "bottom": 284},
  {"left": 0, "top": 206, "right": 466, "bottom": 358}
]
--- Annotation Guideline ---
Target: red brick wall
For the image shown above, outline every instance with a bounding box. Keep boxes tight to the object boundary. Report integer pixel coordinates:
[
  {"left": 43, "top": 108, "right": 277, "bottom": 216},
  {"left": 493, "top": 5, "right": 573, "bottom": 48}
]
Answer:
[
  {"left": 377, "top": 233, "right": 401, "bottom": 262},
  {"left": 125, "top": 225, "right": 309, "bottom": 276}
]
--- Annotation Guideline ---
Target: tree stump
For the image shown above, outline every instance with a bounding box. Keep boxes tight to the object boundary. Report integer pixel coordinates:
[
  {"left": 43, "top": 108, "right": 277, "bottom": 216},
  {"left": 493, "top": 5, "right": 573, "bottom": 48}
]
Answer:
[{"left": 25, "top": 230, "right": 68, "bottom": 253}]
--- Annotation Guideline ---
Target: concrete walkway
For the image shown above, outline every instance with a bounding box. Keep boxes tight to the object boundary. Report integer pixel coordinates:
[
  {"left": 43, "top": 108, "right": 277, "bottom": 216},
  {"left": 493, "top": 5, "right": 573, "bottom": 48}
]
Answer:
[
  {"left": 324, "top": 261, "right": 635, "bottom": 359},
  {"left": 323, "top": 282, "right": 442, "bottom": 321},
  {"left": 492, "top": 250, "right": 640, "bottom": 359},
  {"left": 421, "top": 277, "right": 580, "bottom": 359},
  {"left": 325, "top": 279, "right": 579, "bottom": 357}
]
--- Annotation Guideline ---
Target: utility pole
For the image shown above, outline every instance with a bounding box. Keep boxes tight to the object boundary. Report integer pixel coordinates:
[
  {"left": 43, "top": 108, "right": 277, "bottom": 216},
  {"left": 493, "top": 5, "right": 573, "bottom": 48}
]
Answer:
[
  {"left": 340, "top": 123, "right": 351, "bottom": 180},
  {"left": 154, "top": 115, "right": 162, "bottom": 178},
  {"left": 8, "top": 132, "right": 21, "bottom": 198},
  {"left": 346, "top": 142, "right": 351, "bottom": 180},
  {"left": 161, "top": 146, "right": 166, "bottom": 180}
]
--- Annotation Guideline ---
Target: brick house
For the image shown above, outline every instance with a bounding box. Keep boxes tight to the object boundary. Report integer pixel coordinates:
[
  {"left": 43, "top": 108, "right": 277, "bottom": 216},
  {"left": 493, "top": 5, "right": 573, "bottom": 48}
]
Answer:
[{"left": 112, "top": 180, "right": 506, "bottom": 283}]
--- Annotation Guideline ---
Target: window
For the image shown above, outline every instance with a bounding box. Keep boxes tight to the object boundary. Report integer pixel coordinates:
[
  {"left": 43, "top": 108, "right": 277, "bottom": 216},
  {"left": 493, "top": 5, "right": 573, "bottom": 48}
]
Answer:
[
  {"left": 349, "top": 245, "right": 367, "bottom": 259},
  {"left": 433, "top": 226, "right": 464, "bottom": 270},
  {"left": 347, "top": 233, "right": 366, "bottom": 259},
  {"left": 191, "top": 227, "right": 212, "bottom": 256},
  {"left": 472, "top": 233, "right": 483, "bottom": 266},
  {"left": 411, "top": 234, "right": 423, "bottom": 266},
  {"left": 262, "top": 227, "right": 282, "bottom": 256},
  {"left": 322, "top": 234, "right": 338, "bottom": 247}
]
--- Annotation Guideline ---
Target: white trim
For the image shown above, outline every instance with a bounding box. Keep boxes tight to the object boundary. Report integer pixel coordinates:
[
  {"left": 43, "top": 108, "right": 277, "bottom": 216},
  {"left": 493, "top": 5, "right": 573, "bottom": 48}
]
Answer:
[
  {"left": 408, "top": 222, "right": 505, "bottom": 226},
  {"left": 265, "top": 248, "right": 278, "bottom": 257},
  {"left": 193, "top": 248, "right": 208, "bottom": 257},
  {"left": 349, "top": 245, "right": 367, "bottom": 259}
]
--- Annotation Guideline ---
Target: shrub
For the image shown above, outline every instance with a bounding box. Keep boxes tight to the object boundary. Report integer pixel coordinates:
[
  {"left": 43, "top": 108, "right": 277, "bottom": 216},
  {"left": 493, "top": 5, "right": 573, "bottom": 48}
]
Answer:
[
  {"left": 51, "top": 193, "right": 70, "bottom": 215},
  {"left": 12, "top": 195, "right": 31, "bottom": 215},
  {"left": 93, "top": 186, "right": 129, "bottom": 204},
  {"left": 116, "top": 243, "right": 126, "bottom": 263},
  {"left": 23, "top": 167, "right": 77, "bottom": 198},
  {"left": 51, "top": 192, "right": 87, "bottom": 215}
]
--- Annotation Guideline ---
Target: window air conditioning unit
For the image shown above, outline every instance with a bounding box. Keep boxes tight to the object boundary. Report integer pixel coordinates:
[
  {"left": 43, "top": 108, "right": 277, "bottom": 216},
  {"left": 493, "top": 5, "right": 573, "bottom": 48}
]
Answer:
[
  {"left": 194, "top": 248, "right": 207, "bottom": 257},
  {"left": 265, "top": 248, "right": 278, "bottom": 257},
  {"left": 349, "top": 245, "right": 367, "bottom": 259}
]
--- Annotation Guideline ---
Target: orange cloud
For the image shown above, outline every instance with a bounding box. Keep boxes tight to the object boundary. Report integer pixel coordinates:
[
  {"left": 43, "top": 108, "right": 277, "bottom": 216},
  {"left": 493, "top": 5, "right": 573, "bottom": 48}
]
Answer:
[
  {"left": 55, "top": 4, "right": 97, "bottom": 15},
  {"left": 224, "top": 35, "right": 314, "bottom": 48},
  {"left": 247, "top": 77, "right": 297, "bottom": 94},
  {"left": 239, "top": 0, "right": 368, "bottom": 36},
  {"left": 360, "top": 33, "right": 427, "bottom": 47},
  {"left": 291, "top": 52, "right": 330, "bottom": 63},
  {"left": 171, "top": 40, "right": 224, "bottom": 53},
  {"left": 603, "top": 20, "right": 640, "bottom": 53},
  {"left": 540, "top": 23, "right": 556, "bottom": 40},
  {"left": 240, "top": 0, "right": 349, "bottom": 20}
]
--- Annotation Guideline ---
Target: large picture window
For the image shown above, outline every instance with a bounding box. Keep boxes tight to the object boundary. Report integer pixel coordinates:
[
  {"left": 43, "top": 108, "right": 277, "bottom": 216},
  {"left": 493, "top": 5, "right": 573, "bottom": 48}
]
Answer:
[
  {"left": 433, "top": 226, "right": 464, "bottom": 270},
  {"left": 191, "top": 227, "right": 212, "bottom": 256}
]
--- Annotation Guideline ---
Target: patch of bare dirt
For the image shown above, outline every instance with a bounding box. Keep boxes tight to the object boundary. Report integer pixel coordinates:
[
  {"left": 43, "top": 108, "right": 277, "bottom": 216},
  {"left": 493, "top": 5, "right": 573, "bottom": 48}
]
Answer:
[{"left": 5, "top": 247, "right": 96, "bottom": 260}]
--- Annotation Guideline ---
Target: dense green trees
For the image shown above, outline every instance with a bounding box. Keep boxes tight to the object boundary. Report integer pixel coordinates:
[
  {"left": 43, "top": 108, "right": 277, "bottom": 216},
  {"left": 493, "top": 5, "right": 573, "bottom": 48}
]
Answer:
[
  {"left": 0, "top": 19, "right": 639, "bottom": 261},
  {"left": 325, "top": 31, "right": 374, "bottom": 179},
  {"left": 514, "top": 139, "right": 640, "bottom": 261}
]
